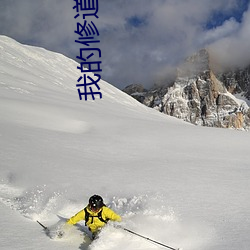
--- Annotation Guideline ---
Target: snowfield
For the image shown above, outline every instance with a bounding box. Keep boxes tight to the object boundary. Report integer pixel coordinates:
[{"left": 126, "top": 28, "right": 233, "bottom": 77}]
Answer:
[{"left": 0, "top": 35, "right": 250, "bottom": 250}]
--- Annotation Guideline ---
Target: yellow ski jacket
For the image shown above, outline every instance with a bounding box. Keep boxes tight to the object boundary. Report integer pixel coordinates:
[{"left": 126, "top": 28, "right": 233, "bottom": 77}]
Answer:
[{"left": 67, "top": 206, "right": 121, "bottom": 233}]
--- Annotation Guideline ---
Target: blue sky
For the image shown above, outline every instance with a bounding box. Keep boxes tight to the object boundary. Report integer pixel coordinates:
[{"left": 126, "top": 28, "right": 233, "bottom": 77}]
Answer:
[
  {"left": 0, "top": 0, "right": 249, "bottom": 89},
  {"left": 206, "top": 0, "right": 249, "bottom": 28}
]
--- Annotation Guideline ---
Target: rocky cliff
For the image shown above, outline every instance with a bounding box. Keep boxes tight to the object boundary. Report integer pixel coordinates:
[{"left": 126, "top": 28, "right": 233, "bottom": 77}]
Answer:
[{"left": 123, "top": 49, "right": 250, "bottom": 130}]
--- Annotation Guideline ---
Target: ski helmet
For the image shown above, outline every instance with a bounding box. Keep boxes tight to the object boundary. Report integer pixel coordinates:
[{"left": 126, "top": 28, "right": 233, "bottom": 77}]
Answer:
[{"left": 89, "top": 195, "right": 104, "bottom": 210}]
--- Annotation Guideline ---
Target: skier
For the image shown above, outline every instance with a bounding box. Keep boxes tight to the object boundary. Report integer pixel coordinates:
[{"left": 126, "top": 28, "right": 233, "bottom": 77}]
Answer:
[{"left": 66, "top": 194, "right": 122, "bottom": 239}]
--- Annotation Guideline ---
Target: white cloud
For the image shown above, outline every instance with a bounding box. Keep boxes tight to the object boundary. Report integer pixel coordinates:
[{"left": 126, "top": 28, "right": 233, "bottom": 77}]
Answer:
[
  {"left": 209, "top": 5, "right": 250, "bottom": 68},
  {"left": 0, "top": 0, "right": 249, "bottom": 88},
  {"left": 200, "top": 17, "right": 240, "bottom": 45},
  {"left": 97, "top": 0, "right": 247, "bottom": 87}
]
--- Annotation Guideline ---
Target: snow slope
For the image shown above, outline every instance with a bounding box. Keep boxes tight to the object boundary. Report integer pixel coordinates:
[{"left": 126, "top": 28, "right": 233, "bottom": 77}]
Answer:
[{"left": 0, "top": 35, "right": 250, "bottom": 250}]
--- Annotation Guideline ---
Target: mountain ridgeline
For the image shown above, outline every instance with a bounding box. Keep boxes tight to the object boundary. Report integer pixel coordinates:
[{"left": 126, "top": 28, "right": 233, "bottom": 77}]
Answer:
[{"left": 123, "top": 49, "right": 250, "bottom": 130}]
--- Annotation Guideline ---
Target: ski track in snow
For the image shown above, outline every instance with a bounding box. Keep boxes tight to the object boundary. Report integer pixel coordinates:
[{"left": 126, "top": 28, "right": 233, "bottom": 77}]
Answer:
[{"left": 0, "top": 180, "right": 212, "bottom": 250}]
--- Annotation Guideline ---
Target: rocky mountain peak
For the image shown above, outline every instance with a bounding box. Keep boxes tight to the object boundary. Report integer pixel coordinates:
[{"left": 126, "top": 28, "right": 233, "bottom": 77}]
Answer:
[
  {"left": 177, "top": 49, "right": 210, "bottom": 78},
  {"left": 123, "top": 49, "right": 250, "bottom": 130}
]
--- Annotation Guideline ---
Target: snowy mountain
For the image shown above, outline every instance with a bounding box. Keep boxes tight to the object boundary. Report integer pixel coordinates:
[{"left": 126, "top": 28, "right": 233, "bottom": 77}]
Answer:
[
  {"left": 124, "top": 49, "right": 250, "bottom": 130},
  {"left": 217, "top": 65, "right": 250, "bottom": 100},
  {"left": 1, "top": 36, "right": 250, "bottom": 250}
]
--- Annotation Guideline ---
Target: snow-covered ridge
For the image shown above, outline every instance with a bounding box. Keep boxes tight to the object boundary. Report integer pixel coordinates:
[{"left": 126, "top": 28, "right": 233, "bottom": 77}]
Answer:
[
  {"left": 0, "top": 35, "right": 147, "bottom": 109},
  {"left": 0, "top": 35, "right": 157, "bottom": 134}
]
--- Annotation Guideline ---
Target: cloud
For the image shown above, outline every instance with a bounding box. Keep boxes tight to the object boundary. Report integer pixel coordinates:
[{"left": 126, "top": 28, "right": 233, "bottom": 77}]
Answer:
[
  {"left": 209, "top": 4, "right": 250, "bottom": 68},
  {"left": 0, "top": 0, "right": 74, "bottom": 47},
  {"left": 98, "top": 0, "right": 249, "bottom": 87},
  {"left": 200, "top": 18, "right": 240, "bottom": 45},
  {"left": 0, "top": 0, "right": 249, "bottom": 89}
]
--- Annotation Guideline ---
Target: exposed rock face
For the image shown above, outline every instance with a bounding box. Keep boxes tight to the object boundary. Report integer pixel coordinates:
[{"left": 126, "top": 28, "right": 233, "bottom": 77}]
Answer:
[
  {"left": 217, "top": 66, "right": 250, "bottom": 99},
  {"left": 123, "top": 49, "right": 250, "bottom": 130},
  {"left": 123, "top": 84, "right": 147, "bottom": 103}
]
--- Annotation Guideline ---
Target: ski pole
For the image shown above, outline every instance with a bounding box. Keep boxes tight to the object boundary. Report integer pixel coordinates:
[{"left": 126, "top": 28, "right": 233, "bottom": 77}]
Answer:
[
  {"left": 122, "top": 227, "right": 180, "bottom": 250},
  {"left": 37, "top": 220, "right": 48, "bottom": 231}
]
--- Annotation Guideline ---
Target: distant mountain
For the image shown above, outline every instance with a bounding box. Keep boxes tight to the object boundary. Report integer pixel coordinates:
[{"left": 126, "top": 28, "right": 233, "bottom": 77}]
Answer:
[
  {"left": 217, "top": 66, "right": 250, "bottom": 100},
  {"left": 123, "top": 49, "right": 250, "bottom": 130}
]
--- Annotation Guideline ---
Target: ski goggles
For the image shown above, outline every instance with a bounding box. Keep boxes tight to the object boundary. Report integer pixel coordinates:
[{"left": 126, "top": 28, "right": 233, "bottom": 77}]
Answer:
[{"left": 89, "top": 204, "right": 101, "bottom": 212}]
